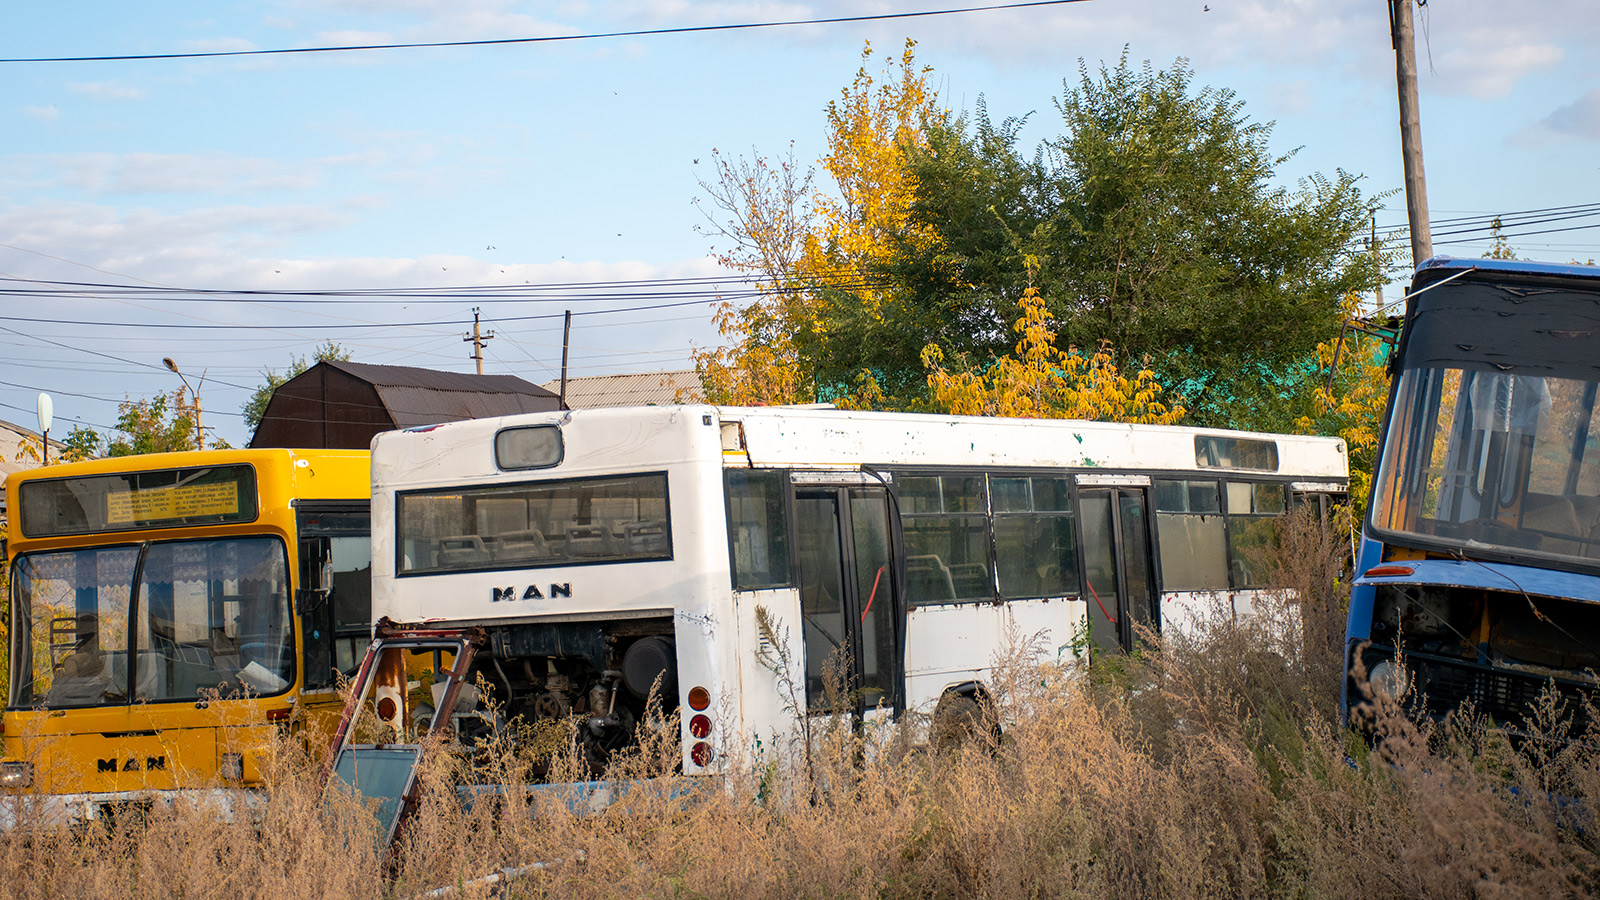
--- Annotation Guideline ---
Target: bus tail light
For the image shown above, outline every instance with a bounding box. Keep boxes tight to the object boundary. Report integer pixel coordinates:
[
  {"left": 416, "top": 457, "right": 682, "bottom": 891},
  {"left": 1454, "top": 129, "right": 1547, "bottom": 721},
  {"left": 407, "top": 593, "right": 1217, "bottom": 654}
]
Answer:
[
  {"left": 0, "top": 761, "right": 32, "bottom": 788},
  {"left": 266, "top": 708, "right": 292, "bottom": 724},
  {"left": 687, "top": 686, "right": 710, "bottom": 711},
  {"left": 691, "top": 742, "right": 714, "bottom": 767},
  {"left": 1363, "top": 565, "right": 1415, "bottom": 578},
  {"left": 689, "top": 714, "right": 712, "bottom": 739}
]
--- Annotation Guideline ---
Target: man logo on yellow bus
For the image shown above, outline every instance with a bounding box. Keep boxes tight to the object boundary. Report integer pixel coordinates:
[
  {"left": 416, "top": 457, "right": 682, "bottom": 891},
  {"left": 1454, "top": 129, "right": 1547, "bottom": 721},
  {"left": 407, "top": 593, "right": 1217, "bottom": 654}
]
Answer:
[
  {"left": 492, "top": 584, "right": 572, "bottom": 602},
  {"left": 97, "top": 756, "right": 166, "bottom": 773}
]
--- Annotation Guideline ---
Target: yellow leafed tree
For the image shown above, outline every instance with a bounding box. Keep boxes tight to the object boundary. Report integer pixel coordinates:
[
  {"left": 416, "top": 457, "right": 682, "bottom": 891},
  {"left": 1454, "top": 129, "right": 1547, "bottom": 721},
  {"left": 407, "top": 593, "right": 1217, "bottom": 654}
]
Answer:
[
  {"left": 693, "top": 40, "right": 943, "bottom": 406},
  {"left": 1295, "top": 291, "right": 1391, "bottom": 514},
  {"left": 923, "top": 286, "right": 1185, "bottom": 424}
]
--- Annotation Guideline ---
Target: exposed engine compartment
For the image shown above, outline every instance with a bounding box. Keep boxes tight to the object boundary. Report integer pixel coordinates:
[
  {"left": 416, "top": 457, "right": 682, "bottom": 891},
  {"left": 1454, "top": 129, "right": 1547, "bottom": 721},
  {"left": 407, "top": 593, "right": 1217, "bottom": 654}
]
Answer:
[
  {"left": 1370, "top": 584, "right": 1600, "bottom": 676},
  {"left": 1361, "top": 583, "right": 1600, "bottom": 732},
  {"left": 415, "top": 617, "right": 679, "bottom": 774}
]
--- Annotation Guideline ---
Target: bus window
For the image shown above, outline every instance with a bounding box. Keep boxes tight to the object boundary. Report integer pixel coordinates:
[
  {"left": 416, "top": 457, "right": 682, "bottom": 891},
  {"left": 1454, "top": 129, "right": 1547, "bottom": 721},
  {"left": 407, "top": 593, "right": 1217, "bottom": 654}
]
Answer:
[
  {"left": 900, "top": 475, "right": 991, "bottom": 603},
  {"left": 135, "top": 537, "right": 293, "bottom": 702},
  {"left": 1152, "top": 479, "right": 1228, "bottom": 592},
  {"left": 13, "top": 547, "right": 137, "bottom": 708},
  {"left": 1225, "top": 482, "right": 1288, "bottom": 588},
  {"left": 298, "top": 507, "right": 372, "bottom": 688},
  {"left": 724, "top": 470, "right": 791, "bottom": 590},
  {"left": 396, "top": 473, "right": 671, "bottom": 575},
  {"left": 992, "top": 476, "right": 1079, "bottom": 600}
]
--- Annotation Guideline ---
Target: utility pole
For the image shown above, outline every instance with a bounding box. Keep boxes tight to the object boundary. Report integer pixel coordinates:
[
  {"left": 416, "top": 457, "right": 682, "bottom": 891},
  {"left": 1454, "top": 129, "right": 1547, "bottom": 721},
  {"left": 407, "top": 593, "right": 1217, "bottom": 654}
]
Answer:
[
  {"left": 463, "top": 307, "right": 494, "bottom": 375},
  {"left": 1390, "top": 0, "right": 1433, "bottom": 266},
  {"left": 558, "top": 309, "right": 572, "bottom": 411}
]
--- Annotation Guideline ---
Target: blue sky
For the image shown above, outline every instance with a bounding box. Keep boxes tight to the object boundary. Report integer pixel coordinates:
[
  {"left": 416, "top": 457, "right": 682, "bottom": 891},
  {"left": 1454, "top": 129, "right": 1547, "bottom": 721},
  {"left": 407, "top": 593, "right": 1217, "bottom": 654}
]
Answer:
[{"left": 3, "top": 1, "right": 1598, "bottom": 447}]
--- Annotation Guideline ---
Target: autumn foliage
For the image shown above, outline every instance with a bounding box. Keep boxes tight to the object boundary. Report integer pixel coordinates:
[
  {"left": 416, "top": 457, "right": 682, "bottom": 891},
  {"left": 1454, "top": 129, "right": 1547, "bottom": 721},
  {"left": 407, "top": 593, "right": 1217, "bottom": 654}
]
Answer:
[{"left": 923, "top": 287, "right": 1183, "bottom": 424}]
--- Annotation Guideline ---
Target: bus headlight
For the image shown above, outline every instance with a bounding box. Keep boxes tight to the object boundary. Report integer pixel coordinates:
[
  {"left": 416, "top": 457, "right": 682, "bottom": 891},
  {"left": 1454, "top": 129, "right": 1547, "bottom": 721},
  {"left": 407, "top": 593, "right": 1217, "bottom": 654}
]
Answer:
[
  {"left": 0, "top": 761, "right": 34, "bottom": 789},
  {"left": 1368, "top": 659, "right": 1410, "bottom": 700}
]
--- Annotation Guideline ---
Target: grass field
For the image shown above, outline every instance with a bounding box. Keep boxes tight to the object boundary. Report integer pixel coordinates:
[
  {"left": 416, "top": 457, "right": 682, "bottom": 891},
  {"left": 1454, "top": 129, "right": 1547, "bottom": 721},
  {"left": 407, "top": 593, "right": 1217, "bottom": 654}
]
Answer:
[{"left": 2, "top": 511, "right": 1597, "bottom": 899}]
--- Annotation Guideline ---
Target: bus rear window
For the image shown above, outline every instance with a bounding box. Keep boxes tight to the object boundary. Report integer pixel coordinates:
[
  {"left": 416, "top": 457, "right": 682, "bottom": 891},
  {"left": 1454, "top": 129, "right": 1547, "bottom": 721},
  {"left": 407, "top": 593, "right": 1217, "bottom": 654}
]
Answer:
[
  {"left": 396, "top": 473, "right": 671, "bottom": 574},
  {"left": 19, "top": 465, "right": 258, "bottom": 538}
]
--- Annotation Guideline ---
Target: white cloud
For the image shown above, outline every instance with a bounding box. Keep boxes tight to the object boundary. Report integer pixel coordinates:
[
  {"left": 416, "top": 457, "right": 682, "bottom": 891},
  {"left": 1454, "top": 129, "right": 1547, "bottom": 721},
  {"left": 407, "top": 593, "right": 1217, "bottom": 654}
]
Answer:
[
  {"left": 1428, "top": 30, "right": 1563, "bottom": 99},
  {"left": 23, "top": 105, "right": 59, "bottom": 121},
  {"left": 5, "top": 152, "right": 375, "bottom": 196},
  {"left": 1535, "top": 87, "right": 1600, "bottom": 141},
  {"left": 66, "top": 81, "right": 146, "bottom": 101}
]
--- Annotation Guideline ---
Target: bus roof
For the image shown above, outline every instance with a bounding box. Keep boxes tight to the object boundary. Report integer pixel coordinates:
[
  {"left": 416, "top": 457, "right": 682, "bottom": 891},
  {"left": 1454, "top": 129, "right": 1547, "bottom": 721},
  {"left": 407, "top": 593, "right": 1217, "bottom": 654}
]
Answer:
[
  {"left": 1416, "top": 255, "right": 1600, "bottom": 282},
  {"left": 5, "top": 447, "right": 369, "bottom": 506},
  {"left": 374, "top": 405, "right": 1349, "bottom": 484}
]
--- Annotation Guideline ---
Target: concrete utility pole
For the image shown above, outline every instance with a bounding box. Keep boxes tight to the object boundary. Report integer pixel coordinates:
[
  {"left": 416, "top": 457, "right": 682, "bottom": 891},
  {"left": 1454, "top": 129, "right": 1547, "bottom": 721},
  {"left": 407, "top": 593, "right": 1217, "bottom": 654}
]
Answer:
[
  {"left": 463, "top": 307, "right": 494, "bottom": 375},
  {"left": 1390, "top": 0, "right": 1433, "bottom": 266}
]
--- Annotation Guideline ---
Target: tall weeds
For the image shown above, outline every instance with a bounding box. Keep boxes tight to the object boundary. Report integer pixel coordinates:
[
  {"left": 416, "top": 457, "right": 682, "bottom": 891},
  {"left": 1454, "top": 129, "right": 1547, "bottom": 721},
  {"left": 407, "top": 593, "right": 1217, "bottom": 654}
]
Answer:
[{"left": 2, "top": 510, "right": 1597, "bottom": 898}]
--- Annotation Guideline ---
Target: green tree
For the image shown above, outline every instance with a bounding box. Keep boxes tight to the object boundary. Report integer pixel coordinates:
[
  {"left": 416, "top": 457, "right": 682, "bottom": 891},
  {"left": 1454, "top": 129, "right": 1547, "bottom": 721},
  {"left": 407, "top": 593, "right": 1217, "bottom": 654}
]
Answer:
[
  {"left": 880, "top": 56, "right": 1387, "bottom": 428},
  {"left": 241, "top": 340, "right": 352, "bottom": 429},
  {"left": 103, "top": 390, "right": 229, "bottom": 456},
  {"left": 694, "top": 40, "right": 945, "bottom": 407}
]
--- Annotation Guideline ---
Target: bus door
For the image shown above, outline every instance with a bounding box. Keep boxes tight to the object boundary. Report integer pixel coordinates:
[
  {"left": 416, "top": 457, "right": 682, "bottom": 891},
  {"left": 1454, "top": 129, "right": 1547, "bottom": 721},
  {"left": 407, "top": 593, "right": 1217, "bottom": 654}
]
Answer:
[
  {"left": 792, "top": 480, "right": 901, "bottom": 718},
  {"left": 1077, "top": 478, "right": 1157, "bottom": 653}
]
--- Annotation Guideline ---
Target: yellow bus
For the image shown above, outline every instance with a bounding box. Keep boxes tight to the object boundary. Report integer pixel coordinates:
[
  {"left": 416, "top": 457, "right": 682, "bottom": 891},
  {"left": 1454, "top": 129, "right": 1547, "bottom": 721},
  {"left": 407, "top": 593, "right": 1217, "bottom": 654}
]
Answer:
[{"left": 0, "top": 449, "right": 370, "bottom": 819}]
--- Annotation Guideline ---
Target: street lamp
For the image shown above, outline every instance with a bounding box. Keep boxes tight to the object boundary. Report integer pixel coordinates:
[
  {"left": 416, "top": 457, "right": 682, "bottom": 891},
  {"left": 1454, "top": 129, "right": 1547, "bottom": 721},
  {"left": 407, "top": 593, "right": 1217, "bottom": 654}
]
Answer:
[{"left": 163, "top": 357, "right": 205, "bottom": 450}]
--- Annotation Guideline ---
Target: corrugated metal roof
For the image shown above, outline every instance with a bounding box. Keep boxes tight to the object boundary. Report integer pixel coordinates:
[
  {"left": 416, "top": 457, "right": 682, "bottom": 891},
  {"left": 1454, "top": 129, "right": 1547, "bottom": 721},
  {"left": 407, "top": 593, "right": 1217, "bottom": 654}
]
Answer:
[
  {"left": 375, "top": 385, "right": 565, "bottom": 426},
  {"left": 541, "top": 370, "right": 703, "bottom": 409},
  {"left": 325, "top": 360, "right": 558, "bottom": 396}
]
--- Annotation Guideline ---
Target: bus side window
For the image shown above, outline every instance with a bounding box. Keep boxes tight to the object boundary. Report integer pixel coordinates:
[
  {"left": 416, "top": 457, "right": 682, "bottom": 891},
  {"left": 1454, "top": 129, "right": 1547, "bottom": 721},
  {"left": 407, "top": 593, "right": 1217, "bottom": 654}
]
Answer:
[
  {"left": 725, "top": 470, "right": 792, "bottom": 590},
  {"left": 1225, "top": 482, "right": 1288, "bottom": 589},
  {"left": 1152, "top": 479, "right": 1228, "bottom": 592}
]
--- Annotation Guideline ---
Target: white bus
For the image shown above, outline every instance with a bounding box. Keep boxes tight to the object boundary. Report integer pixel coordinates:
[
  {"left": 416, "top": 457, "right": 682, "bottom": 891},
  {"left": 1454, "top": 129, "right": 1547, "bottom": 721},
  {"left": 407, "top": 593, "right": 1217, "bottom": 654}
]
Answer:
[{"left": 369, "top": 406, "right": 1347, "bottom": 774}]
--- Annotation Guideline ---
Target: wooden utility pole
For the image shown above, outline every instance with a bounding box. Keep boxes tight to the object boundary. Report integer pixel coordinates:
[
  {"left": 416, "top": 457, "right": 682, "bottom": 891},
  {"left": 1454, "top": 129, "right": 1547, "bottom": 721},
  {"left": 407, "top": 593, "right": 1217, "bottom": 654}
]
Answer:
[
  {"left": 463, "top": 307, "right": 494, "bottom": 375},
  {"left": 1390, "top": 0, "right": 1433, "bottom": 266},
  {"left": 558, "top": 309, "right": 572, "bottom": 410}
]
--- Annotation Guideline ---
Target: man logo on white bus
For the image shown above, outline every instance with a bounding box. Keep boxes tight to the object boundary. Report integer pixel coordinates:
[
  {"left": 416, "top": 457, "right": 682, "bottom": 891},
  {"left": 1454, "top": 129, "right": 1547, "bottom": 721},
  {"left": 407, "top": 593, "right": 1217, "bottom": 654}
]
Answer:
[{"left": 492, "top": 584, "right": 572, "bottom": 602}]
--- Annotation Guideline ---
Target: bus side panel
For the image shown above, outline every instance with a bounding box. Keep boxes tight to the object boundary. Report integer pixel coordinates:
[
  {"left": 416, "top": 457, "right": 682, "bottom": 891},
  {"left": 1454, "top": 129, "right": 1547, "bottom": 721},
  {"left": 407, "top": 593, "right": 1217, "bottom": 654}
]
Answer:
[
  {"left": 903, "top": 598, "right": 1087, "bottom": 713},
  {"left": 730, "top": 587, "right": 806, "bottom": 763}
]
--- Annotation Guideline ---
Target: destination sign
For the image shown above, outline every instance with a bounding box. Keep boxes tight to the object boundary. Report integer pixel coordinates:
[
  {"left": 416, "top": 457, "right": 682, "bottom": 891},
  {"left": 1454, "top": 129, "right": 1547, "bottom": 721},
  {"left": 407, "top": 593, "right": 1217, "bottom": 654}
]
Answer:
[
  {"left": 19, "top": 464, "right": 258, "bottom": 538},
  {"left": 105, "top": 481, "right": 240, "bottom": 524}
]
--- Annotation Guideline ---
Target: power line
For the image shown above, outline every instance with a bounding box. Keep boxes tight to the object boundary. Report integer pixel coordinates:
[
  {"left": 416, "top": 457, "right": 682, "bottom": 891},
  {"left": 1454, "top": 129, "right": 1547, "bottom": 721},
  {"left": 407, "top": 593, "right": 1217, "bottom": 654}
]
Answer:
[{"left": 0, "top": 1, "right": 1096, "bottom": 64}]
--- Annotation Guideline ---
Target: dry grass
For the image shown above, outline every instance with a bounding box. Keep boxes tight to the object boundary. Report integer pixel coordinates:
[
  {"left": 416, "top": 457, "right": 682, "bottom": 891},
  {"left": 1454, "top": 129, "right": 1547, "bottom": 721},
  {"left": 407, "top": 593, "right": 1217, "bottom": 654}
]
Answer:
[{"left": 4, "top": 510, "right": 1599, "bottom": 899}]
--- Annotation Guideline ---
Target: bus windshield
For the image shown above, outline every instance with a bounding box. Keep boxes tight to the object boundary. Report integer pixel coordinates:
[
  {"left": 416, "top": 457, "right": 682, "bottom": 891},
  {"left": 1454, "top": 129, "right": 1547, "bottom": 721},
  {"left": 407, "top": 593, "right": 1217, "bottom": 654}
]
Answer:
[
  {"left": 1370, "top": 274, "right": 1600, "bottom": 568},
  {"left": 10, "top": 536, "right": 294, "bottom": 709}
]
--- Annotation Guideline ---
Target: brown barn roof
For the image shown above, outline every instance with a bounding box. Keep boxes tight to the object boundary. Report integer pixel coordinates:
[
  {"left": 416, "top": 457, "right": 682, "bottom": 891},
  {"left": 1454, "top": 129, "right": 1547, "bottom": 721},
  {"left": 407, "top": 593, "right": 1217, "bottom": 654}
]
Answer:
[{"left": 249, "top": 360, "right": 561, "bottom": 449}]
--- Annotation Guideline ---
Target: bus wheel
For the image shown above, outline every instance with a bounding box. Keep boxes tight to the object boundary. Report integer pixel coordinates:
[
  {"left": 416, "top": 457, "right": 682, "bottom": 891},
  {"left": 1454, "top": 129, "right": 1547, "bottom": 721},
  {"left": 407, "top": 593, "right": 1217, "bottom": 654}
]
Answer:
[{"left": 931, "top": 689, "right": 995, "bottom": 751}]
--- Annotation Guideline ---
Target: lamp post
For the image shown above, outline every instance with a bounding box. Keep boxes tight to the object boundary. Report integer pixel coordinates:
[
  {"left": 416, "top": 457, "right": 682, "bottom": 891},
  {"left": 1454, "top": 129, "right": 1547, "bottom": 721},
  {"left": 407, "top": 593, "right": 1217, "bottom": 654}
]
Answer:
[{"left": 162, "top": 357, "right": 205, "bottom": 450}]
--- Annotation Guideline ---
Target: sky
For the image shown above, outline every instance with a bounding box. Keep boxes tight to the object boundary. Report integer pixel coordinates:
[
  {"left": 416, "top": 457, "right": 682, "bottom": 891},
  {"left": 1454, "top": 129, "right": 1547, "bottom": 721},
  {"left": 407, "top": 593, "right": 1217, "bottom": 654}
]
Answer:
[{"left": 2, "top": 0, "right": 1598, "bottom": 448}]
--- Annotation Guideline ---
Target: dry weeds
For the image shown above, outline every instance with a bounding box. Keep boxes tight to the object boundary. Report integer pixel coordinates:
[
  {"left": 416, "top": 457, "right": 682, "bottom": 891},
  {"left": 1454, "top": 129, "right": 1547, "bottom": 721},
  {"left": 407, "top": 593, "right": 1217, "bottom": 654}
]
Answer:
[{"left": 3, "top": 510, "right": 1597, "bottom": 899}]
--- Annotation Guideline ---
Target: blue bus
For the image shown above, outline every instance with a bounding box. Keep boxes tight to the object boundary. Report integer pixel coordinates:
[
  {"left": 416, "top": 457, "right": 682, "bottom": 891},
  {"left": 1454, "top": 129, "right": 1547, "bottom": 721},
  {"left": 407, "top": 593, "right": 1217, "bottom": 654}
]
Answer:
[{"left": 1347, "top": 256, "right": 1600, "bottom": 730}]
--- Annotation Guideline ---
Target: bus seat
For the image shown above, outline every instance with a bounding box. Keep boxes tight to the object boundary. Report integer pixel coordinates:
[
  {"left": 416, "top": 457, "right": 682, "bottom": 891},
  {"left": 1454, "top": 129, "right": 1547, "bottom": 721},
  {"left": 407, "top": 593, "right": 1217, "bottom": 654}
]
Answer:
[
  {"left": 950, "top": 564, "right": 991, "bottom": 598},
  {"left": 623, "top": 520, "right": 669, "bottom": 555},
  {"left": 437, "top": 535, "right": 491, "bottom": 566},
  {"left": 46, "top": 650, "right": 114, "bottom": 705},
  {"left": 1523, "top": 493, "right": 1582, "bottom": 536},
  {"left": 906, "top": 555, "right": 956, "bottom": 602},
  {"left": 1522, "top": 494, "right": 1583, "bottom": 554},
  {"left": 565, "top": 524, "right": 615, "bottom": 558},
  {"left": 494, "top": 528, "right": 554, "bottom": 560}
]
